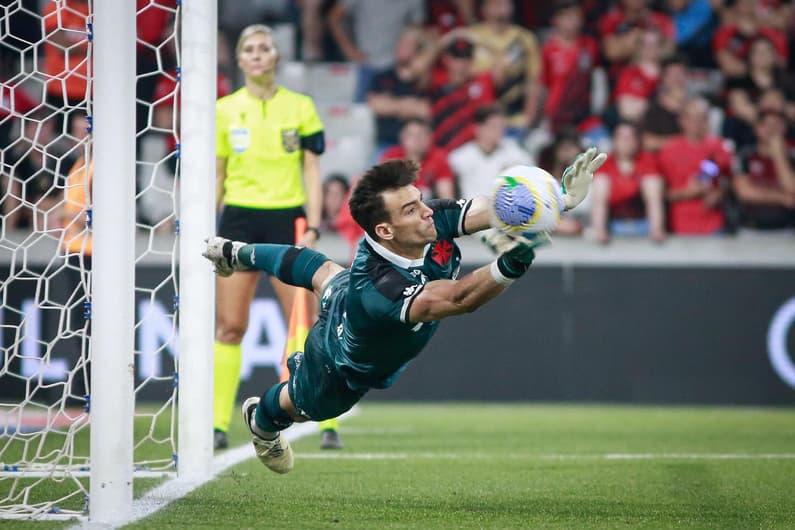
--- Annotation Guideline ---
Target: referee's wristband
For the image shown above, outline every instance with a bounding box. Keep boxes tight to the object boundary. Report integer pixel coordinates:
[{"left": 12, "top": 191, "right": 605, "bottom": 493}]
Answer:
[{"left": 305, "top": 226, "right": 320, "bottom": 239}]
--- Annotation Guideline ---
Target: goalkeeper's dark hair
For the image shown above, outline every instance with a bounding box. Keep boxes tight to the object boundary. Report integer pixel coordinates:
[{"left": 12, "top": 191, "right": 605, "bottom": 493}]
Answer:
[{"left": 349, "top": 159, "right": 419, "bottom": 240}]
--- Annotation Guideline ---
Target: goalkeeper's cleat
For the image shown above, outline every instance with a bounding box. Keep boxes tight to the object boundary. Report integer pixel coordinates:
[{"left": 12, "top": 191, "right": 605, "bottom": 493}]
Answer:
[
  {"left": 320, "top": 429, "right": 344, "bottom": 450},
  {"left": 202, "top": 237, "right": 247, "bottom": 277},
  {"left": 241, "top": 397, "right": 294, "bottom": 474}
]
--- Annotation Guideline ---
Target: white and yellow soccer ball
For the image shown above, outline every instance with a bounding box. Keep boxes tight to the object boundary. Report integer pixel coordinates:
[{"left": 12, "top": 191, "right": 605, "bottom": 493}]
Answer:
[{"left": 489, "top": 165, "right": 565, "bottom": 234}]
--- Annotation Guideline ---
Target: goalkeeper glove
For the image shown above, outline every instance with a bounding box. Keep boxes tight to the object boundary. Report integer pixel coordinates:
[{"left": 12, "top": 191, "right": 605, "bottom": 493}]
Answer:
[
  {"left": 481, "top": 229, "right": 551, "bottom": 281},
  {"left": 202, "top": 236, "right": 247, "bottom": 277},
  {"left": 560, "top": 146, "right": 607, "bottom": 211}
]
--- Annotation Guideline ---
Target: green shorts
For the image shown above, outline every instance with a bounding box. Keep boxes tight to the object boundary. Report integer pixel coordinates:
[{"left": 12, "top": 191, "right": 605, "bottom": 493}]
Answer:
[{"left": 286, "top": 349, "right": 366, "bottom": 421}]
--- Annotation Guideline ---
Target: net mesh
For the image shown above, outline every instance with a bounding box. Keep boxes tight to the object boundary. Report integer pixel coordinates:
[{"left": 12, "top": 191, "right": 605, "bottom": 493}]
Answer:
[{"left": 0, "top": 0, "right": 181, "bottom": 518}]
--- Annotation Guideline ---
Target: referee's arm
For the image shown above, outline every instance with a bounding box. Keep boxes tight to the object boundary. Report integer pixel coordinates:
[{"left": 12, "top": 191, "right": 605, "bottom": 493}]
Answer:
[
  {"left": 216, "top": 157, "right": 226, "bottom": 211},
  {"left": 300, "top": 150, "right": 322, "bottom": 247}
]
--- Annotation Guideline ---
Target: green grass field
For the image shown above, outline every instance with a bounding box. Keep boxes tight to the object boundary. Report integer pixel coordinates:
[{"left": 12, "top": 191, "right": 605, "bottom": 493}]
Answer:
[{"left": 3, "top": 403, "right": 795, "bottom": 529}]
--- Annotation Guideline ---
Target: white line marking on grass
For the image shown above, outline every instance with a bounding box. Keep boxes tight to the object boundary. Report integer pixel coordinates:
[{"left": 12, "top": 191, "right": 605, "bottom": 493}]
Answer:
[
  {"left": 69, "top": 406, "right": 359, "bottom": 530},
  {"left": 297, "top": 452, "right": 795, "bottom": 461}
]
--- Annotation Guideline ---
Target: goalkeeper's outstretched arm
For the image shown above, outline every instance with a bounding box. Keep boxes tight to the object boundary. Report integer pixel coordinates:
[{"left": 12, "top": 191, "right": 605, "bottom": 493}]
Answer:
[{"left": 408, "top": 230, "right": 547, "bottom": 322}]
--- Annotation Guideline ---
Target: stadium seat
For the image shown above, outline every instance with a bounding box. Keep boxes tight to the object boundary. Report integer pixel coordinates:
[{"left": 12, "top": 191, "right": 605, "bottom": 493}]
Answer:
[
  {"left": 316, "top": 103, "right": 374, "bottom": 140},
  {"left": 276, "top": 61, "right": 307, "bottom": 94},
  {"left": 590, "top": 67, "right": 609, "bottom": 116},
  {"left": 305, "top": 63, "right": 358, "bottom": 102},
  {"left": 315, "top": 103, "right": 374, "bottom": 179},
  {"left": 272, "top": 23, "right": 295, "bottom": 62}
]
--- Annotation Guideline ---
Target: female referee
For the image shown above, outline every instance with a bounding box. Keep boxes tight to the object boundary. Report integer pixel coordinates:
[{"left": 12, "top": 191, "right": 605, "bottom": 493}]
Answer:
[{"left": 214, "top": 24, "right": 335, "bottom": 450}]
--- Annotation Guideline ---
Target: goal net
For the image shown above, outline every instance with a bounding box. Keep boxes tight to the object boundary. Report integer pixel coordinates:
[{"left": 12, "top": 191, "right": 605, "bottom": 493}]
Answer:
[{"left": 0, "top": 0, "right": 194, "bottom": 519}]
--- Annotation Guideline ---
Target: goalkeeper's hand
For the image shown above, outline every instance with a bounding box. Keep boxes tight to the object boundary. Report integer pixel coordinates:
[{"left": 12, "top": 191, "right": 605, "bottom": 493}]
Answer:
[
  {"left": 560, "top": 147, "right": 607, "bottom": 211},
  {"left": 202, "top": 236, "right": 247, "bottom": 277},
  {"left": 480, "top": 229, "right": 551, "bottom": 264}
]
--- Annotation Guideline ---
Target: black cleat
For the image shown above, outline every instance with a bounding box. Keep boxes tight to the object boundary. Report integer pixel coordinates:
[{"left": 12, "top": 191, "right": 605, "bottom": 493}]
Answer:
[
  {"left": 320, "top": 429, "right": 343, "bottom": 450},
  {"left": 213, "top": 429, "right": 228, "bottom": 450}
]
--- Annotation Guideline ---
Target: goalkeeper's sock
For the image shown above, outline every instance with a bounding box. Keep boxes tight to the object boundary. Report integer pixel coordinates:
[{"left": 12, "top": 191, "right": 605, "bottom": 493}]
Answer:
[
  {"left": 213, "top": 341, "right": 242, "bottom": 432},
  {"left": 254, "top": 382, "right": 294, "bottom": 436},
  {"left": 236, "top": 243, "right": 329, "bottom": 291},
  {"left": 318, "top": 418, "right": 338, "bottom": 432}
]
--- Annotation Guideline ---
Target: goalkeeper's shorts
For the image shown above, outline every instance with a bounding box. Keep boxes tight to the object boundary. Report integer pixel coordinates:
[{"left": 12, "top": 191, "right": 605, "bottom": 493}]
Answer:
[{"left": 286, "top": 349, "right": 365, "bottom": 422}]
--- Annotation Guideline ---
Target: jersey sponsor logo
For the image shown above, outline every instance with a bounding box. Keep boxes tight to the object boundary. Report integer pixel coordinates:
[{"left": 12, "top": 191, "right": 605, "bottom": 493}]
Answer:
[
  {"left": 281, "top": 128, "right": 300, "bottom": 153},
  {"left": 430, "top": 240, "right": 453, "bottom": 266},
  {"left": 409, "top": 269, "right": 428, "bottom": 284},
  {"left": 402, "top": 284, "right": 419, "bottom": 297},
  {"left": 230, "top": 127, "right": 250, "bottom": 153}
]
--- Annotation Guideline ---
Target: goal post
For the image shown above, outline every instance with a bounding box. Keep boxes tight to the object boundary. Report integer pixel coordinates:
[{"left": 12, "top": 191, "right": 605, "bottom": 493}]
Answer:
[
  {"left": 178, "top": 0, "right": 217, "bottom": 480},
  {"left": 89, "top": 0, "right": 137, "bottom": 523},
  {"left": 0, "top": 0, "right": 216, "bottom": 521}
]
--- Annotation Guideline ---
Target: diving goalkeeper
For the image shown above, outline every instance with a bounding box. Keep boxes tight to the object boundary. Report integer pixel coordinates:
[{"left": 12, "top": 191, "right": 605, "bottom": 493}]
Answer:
[{"left": 203, "top": 149, "right": 606, "bottom": 474}]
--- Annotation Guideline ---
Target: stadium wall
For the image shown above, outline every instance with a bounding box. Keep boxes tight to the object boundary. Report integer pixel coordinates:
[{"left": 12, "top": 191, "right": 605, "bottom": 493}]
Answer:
[{"left": 3, "top": 261, "right": 793, "bottom": 405}]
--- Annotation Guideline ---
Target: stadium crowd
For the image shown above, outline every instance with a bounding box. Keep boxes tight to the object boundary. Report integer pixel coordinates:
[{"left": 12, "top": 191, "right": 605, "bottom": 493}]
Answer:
[{"left": 1, "top": 0, "right": 794, "bottom": 247}]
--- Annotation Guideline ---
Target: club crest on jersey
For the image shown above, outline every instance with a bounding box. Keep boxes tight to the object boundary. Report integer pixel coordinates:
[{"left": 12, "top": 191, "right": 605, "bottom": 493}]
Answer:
[
  {"left": 430, "top": 240, "right": 453, "bottom": 266},
  {"left": 230, "top": 127, "right": 250, "bottom": 153},
  {"left": 281, "top": 128, "right": 300, "bottom": 153}
]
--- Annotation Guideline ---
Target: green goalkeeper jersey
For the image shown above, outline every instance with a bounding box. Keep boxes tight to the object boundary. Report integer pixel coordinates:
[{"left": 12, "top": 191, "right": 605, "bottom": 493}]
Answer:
[{"left": 305, "top": 198, "right": 473, "bottom": 391}]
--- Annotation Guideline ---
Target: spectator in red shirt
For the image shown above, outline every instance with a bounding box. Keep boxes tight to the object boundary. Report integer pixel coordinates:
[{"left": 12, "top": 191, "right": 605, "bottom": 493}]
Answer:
[
  {"left": 612, "top": 27, "right": 665, "bottom": 125},
  {"left": 380, "top": 118, "right": 456, "bottom": 199},
  {"left": 429, "top": 37, "right": 496, "bottom": 153},
  {"left": 541, "top": 1, "right": 600, "bottom": 134},
  {"left": 658, "top": 98, "right": 734, "bottom": 235},
  {"left": 590, "top": 122, "right": 666, "bottom": 243},
  {"left": 712, "top": 0, "right": 788, "bottom": 79},
  {"left": 598, "top": 0, "right": 676, "bottom": 84},
  {"left": 424, "top": 0, "right": 475, "bottom": 37},
  {"left": 733, "top": 110, "right": 795, "bottom": 228},
  {"left": 641, "top": 54, "right": 687, "bottom": 152}
]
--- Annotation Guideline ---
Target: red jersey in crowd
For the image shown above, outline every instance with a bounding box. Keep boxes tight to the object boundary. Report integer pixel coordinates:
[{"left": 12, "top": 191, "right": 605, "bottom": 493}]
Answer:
[
  {"left": 429, "top": 70, "right": 495, "bottom": 152},
  {"left": 424, "top": 0, "right": 468, "bottom": 34},
  {"left": 379, "top": 145, "right": 455, "bottom": 198},
  {"left": 598, "top": 9, "right": 676, "bottom": 41},
  {"left": 738, "top": 148, "right": 793, "bottom": 191},
  {"left": 42, "top": 0, "right": 90, "bottom": 102},
  {"left": 658, "top": 135, "right": 733, "bottom": 234},
  {"left": 598, "top": 8, "right": 675, "bottom": 81},
  {"left": 541, "top": 33, "right": 599, "bottom": 132},
  {"left": 712, "top": 25, "right": 789, "bottom": 63},
  {"left": 1, "top": 84, "right": 37, "bottom": 121},
  {"left": 613, "top": 64, "right": 660, "bottom": 101},
  {"left": 137, "top": 0, "right": 178, "bottom": 51},
  {"left": 596, "top": 151, "right": 660, "bottom": 208}
]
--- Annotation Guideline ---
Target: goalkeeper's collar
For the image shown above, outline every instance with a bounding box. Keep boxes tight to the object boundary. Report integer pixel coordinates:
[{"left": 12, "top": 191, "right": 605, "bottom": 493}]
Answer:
[{"left": 364, "top": 233, "right": 429, "bottom": 269}]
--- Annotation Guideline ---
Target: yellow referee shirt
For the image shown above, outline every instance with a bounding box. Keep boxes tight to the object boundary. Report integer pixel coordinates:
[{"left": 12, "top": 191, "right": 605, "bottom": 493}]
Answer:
[{"left": 216, "top": 86, "right": 324, "bottom": 209}]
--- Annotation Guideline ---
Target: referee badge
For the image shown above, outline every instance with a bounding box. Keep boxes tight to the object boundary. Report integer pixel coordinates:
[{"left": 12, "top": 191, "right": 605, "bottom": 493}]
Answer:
[
  {"left": 230, "top": 127, "right": 250, "bottom": 153},
  {"left": 281, "top": 128, "right": 300, "bottom": 153}
]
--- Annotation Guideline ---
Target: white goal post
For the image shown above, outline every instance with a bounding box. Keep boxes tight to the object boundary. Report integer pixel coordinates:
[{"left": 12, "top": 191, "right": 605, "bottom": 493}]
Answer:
[{"left": 0, "top": 0, "right": 216, "bottom": 522}]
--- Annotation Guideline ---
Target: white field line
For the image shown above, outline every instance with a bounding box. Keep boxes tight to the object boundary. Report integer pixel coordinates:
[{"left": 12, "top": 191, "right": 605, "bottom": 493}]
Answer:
[
  {"left": 296, "top": 452, "right": 795, "bottom": 461},
  {"left": 67, "top": 419, "right": 329, "bottom": 530}
]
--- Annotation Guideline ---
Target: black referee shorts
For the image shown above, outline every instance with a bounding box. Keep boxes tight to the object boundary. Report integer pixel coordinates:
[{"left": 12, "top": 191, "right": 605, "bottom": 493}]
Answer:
[{"left": 217, "top": 205, "right": 305, "bottom": 245}]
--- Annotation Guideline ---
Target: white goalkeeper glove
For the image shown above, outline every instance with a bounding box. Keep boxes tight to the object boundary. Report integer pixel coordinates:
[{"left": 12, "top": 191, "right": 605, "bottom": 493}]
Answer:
[
  {"left": 202, "top": 236, "right": 247, "bottom": 277},
  {"left": 480, "top": 229, "right": 551, "bottom": 264},
  {"left": 560, "top": 147, "right": 607, "bottom": 211}
]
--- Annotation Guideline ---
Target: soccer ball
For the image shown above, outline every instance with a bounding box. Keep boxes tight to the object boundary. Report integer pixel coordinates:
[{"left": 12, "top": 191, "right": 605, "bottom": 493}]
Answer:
[{"left": 490, "top": 165, "right": 565, "bottom": 234}]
